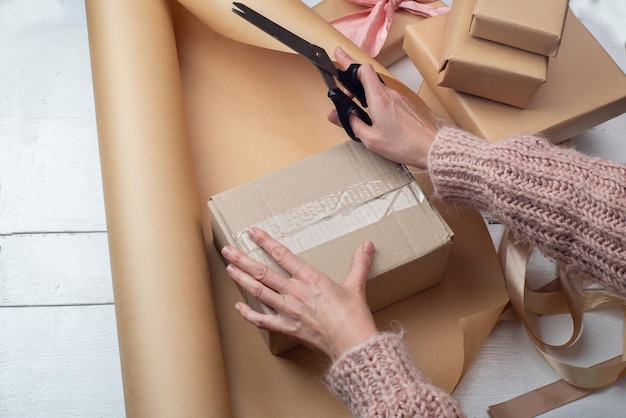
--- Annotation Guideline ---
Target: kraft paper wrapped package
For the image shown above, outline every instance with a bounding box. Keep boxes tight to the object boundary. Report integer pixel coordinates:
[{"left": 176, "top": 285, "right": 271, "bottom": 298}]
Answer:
[
  {"left": 404, "top": 9, "right": 626, "bottom": 144},
  {"left": 86, "top": 0, "right": 509, "bottom": 416},
  {"left": 439, "top": 0, "right": 547, "bottom": 108},
  {"left": 314, "top": 0, "right": 448, "bottom": 66},
  {"left": 470, "top": 0, "right": 569, "bottom": 57}
]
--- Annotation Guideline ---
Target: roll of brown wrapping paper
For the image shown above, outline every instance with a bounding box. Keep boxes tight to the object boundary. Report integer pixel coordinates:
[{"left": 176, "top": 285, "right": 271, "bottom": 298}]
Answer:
[
  {"left": 86, "top": 1, "right": 232, "bottom": 416},
  {"left": 86, "top": 0, "right": 509, "bottom": 416}
]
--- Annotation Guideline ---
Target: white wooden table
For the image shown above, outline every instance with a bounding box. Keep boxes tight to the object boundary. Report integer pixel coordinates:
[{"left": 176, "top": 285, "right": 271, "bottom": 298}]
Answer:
[{"left": 1, "top": 1, "right": 624, "bottom": 416}]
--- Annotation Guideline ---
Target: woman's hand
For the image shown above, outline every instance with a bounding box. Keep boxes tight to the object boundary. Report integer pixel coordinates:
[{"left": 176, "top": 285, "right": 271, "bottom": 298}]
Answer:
[
  {"left": 221, "top": 227, "right": 378, "bottom": 359},
  {"left": 329, "top": 47, "right": 437, "bottom": 169}
]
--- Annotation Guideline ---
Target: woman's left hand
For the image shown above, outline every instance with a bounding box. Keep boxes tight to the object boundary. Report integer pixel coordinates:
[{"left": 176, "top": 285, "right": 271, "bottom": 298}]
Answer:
[{"left": 221, "top": 227, "right": 378, "bottom": 359}]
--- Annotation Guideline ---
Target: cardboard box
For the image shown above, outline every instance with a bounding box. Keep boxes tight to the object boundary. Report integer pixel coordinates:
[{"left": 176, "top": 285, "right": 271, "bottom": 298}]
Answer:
[
  {"left": 438, "top": 0, "right": 547, "bottom": 108},
  {"left": 313, "top": 0, "right": 448, "bottom": 67},
  {"left": 404, "top": 9, "right": 626, "bottom": 144},
  {"left": 470, "top": 0, "right": 569, "bottom": 57},
  {"left": 209, "top": 140, "right": 453, "bottom": 354}
]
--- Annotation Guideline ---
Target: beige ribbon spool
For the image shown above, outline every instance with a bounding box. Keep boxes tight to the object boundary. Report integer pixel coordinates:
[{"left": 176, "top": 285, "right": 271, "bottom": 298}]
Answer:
[{"left": 489, "top": 228, "right": 626, "bottom": 417}]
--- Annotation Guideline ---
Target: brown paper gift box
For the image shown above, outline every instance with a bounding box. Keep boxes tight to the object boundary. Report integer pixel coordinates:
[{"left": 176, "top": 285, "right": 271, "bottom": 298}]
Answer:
[
  {"left": 209, "top": 140, "right": 453, "bottom": 354},
  {"left": 313, "top": 0, "right": 448, "bottom": 67},
  {"left": 439, "top": 0, "right": 547, "bottom": 109},
  {"left": 86, "top": 0, "right": 509, "bottom": 415},
  {"left": 404, "top": 9, "right": 626, "bottom": 144},
  {"left": 470, "top": 0, "right": 569, "bottom": 57}
]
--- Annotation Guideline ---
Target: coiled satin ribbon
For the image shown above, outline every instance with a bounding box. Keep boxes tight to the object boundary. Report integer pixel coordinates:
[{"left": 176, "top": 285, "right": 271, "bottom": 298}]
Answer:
[
  {"left": 489, "top": 228, "right": 626, "bottom": 417},
  {"left": 330, "top": 0, "right": 449, "bottom": 57}
]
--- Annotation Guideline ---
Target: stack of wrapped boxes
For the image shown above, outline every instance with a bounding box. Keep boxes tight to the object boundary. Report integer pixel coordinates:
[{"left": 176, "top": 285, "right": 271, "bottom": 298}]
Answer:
[{"left": 403, "top": 0, "right": 626, "bottom": 144}]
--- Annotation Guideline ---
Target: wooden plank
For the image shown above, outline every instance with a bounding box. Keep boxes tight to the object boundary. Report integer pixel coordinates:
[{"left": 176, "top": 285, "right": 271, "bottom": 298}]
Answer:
[
  {"left": 0, "top": 0, "right": 105, "bottom": 234},
  {"left": 0, "top": 115, "right": 106, "bottom": 234},
  {"left": 0, "top": 304, "right": 125, "bottom": 417},
  {"left": 573, "top": 113, "right": 626, "bottom": 163},
  {"left": 0, "top": 1, "right": 95, "bottom": 119},
  {"left": 0, "top": 232, "right": 113, "bottom": 307}
]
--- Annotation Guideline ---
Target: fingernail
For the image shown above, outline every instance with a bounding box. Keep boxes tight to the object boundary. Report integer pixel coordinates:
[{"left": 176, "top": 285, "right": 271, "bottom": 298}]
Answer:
[
  {"left": 247, "top": 227, "right": 258, "bottom": 238},
  {"left": 221, "top": 246, "right": 233, "bottom": 258},
  {"left": 362, "top": 241, "right": 374, "bottom": 254}
]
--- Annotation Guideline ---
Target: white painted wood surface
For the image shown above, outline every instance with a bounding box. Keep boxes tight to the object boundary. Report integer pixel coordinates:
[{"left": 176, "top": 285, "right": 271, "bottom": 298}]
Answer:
[{"left": 0, "top": 0, "right": 624, "bottom": 416}]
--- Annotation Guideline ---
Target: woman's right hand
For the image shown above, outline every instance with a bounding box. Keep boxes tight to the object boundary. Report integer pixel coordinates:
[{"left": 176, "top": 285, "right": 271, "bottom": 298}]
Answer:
[{"left": 328, "top": 47, "right": 437, "bottom": 169}]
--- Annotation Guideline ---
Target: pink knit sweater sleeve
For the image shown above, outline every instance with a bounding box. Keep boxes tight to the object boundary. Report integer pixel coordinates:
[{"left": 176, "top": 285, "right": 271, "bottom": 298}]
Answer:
[
  {"left": 326, "top": 333, "right": 464, "bottom": 418},
  {"left": 429, "top": 126, "right": 626, "bottom": 297},
  {"left": 326, "top": 128, "right": 625, "bottom": 417}
]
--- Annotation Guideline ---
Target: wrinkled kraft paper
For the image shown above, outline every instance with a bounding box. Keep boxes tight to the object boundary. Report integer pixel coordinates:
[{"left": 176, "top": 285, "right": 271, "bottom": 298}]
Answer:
[{"left": 86, "top": 0, "right": 509, "bottom": 416}]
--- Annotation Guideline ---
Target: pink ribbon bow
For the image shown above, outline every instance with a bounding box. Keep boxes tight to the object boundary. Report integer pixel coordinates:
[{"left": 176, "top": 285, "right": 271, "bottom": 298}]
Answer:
[{"left": 330, "top": 0, "right": 449, "bottom": 57}]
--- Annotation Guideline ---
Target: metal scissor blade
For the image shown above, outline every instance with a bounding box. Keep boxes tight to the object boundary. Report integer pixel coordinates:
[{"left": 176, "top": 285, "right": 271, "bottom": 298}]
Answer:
[{"left": 232, "top": 2, "right": 338, "bottom": 78}]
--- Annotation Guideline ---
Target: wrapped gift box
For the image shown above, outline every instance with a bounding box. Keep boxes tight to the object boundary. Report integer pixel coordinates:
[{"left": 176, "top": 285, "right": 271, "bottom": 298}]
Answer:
[
  {"left": 313, "top": 0, "right": 448, "bottom": 66},
  {"left": 404, "top": 9, "right": 626, "bottom": 143},
  {"left": 210, "top": 140, "right": 453, "bottom": 354},
  {"left": 470, "top": 0, "right": 569, "bottom": 57},
  {"left": 438, "top": 0, "right": 547, "bottom": 108}
]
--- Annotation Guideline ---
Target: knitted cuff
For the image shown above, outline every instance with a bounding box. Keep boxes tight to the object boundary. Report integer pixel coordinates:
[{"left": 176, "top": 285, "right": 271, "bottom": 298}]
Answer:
[
  {"left": 326, "top": 332, "right": 464, "bottom": 418},
  {"left": 428, "top": 126, "right": 626, "bottom": 296},
  {"left": 427, "top": 126, "right": 493, "bottom": 210}
]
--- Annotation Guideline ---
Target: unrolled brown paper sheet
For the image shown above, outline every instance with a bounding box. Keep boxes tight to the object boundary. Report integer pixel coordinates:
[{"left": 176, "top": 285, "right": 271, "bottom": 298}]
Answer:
[{"left": 86, "top": 0, "right": 509, "bottom": 416}]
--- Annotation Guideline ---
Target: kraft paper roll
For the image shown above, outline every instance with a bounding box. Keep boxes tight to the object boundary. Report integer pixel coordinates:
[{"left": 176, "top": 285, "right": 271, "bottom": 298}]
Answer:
[
  {"left": 86, "top": 1, "right": 231, "bottom": 416},
  {"left": 87, "top": 0, "right": 509, "bottom": 416}
]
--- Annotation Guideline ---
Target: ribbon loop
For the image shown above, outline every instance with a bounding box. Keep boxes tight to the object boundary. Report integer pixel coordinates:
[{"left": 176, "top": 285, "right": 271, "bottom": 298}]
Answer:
[
  {"left": 330, "top": 0, "right": 449, "bottom": 57},
  {"left": 498, "top": 227, "right": 626, "bottom": 389}
]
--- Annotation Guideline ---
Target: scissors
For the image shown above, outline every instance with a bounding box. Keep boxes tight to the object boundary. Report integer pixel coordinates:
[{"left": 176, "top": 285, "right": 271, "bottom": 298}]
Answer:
[{"left": 232, "top": 2, "right": 373, "bottom": 142}]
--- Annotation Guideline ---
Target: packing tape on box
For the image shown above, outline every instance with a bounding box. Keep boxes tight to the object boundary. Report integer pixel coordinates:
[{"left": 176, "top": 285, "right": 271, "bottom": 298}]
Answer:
[{"left": 235, "top": 168, "right": 425, "bottom": 258}]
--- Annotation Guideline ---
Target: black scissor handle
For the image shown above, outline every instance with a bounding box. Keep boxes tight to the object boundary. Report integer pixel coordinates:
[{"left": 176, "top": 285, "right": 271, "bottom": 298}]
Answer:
[
  {"left": 337, "top": 64, "right": 367, "bottom": 107},
  {"left": 328, "top": 88, "right": 372, "bottom": 142},
  {"left": 336, "top": 63, "right": 385, "bottom": 109}
]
